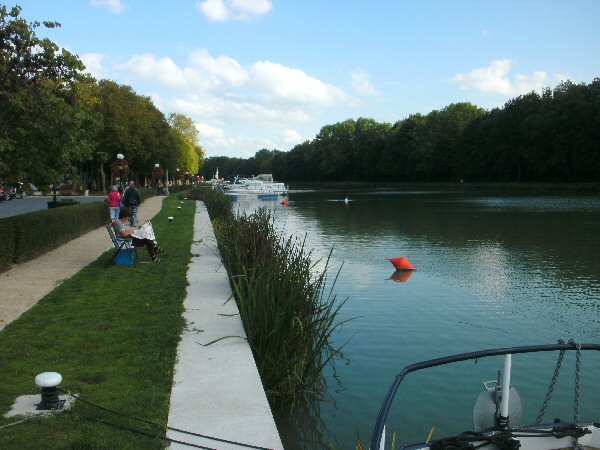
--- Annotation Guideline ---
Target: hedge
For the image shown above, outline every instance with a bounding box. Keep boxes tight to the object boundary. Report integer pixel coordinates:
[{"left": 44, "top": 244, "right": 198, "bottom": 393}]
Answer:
[
  {"left": 0, "top": 188, "right": 155, "bottom": 272},
  {"left": 0, "top": 202, "right": 108, "bottom": 271},
  {"left": 0, "top": 220, "right": 15, "bottom": 272}
]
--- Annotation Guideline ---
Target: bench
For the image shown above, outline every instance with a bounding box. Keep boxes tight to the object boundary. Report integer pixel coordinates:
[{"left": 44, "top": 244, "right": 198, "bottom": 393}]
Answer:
[{"left": 105, "top": 222, "right": 137, "bottom": 267}]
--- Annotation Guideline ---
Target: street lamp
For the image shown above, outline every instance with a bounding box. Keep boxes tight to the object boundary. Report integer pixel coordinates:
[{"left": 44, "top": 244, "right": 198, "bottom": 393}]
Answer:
[
  {"left": 111, "top": 153, "right": 129, "bottom": 189},
  {"left": 152, "top": 163, "right": 164, "bottom": 193}
]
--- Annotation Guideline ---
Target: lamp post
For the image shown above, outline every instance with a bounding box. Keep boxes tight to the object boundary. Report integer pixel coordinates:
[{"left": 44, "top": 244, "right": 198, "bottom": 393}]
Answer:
[
  {"left": 152, "top": 163, "right": 164, "bottom": 194},
  {"left": 116, "top": 153, "right": 123, "bottom": 189},
  {"left": 111, "top": 153, "right": 129, "bottom": 189}
]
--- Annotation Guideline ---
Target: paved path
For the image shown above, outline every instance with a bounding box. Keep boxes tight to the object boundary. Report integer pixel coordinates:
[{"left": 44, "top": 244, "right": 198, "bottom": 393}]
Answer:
[
  {"left": 167, "top": 202, "right": 283, "bottom": 450},
  {"left": 0, "top": 196, "right": 163, "bottom": 330}
]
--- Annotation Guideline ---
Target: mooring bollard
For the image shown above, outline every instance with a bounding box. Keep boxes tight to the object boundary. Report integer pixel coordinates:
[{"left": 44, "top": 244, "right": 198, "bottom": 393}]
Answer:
[{"left": 35, "top": 372, "right": 62, "bottom": 410}]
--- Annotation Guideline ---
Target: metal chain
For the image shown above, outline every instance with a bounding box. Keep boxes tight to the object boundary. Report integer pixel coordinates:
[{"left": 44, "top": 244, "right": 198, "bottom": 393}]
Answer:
[
  {"left": 572, "top": 340, "right": 582, "bottom": 422},
  {"left": 571, "top": 339, "right": 582, "bottom": 450},
  {"left": 536, "top": 339, "right": 566, "bottom": 424}
]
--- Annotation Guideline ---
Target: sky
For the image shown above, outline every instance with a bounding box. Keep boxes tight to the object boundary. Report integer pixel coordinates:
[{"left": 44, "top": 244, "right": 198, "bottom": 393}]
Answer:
[{"left": 12, "top": 0, "right": 600, "bottom": 159}]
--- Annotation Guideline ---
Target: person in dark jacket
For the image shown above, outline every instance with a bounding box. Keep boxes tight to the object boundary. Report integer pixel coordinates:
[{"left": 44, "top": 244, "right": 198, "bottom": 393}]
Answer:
[{"left": 123, "top": 181, "right": 141, "bottom": 225}]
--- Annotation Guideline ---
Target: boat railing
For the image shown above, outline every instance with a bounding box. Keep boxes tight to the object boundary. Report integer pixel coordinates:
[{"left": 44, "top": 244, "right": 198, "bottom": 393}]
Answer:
[{"left": 370, "top": 342, "right": 600, "bottom": 450}]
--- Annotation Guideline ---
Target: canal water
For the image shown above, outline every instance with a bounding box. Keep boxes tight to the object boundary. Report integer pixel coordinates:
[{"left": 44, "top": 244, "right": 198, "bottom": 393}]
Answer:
[{"left": 234, "top": 186, "right": 600, "bottom": 449}]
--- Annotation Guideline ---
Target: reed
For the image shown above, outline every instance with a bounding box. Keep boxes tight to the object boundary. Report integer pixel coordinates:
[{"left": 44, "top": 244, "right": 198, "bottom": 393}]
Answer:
[
  {"left": 190, "top": 188, "right": 345, "bottom": 408},
  {"left": 186, "top": 186, "right": 233, "bottom": 222}
]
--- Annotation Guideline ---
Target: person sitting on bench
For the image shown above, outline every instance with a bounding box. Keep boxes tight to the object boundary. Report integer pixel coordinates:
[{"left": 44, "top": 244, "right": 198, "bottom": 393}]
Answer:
[{"left": 112, "top": 207, "right": 163, "bottom": 262}]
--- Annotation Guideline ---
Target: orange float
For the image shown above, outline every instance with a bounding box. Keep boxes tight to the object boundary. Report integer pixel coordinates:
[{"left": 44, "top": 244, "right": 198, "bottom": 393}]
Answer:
[{"left": 386, "top": 256, "right": 416, "bottom": 271}]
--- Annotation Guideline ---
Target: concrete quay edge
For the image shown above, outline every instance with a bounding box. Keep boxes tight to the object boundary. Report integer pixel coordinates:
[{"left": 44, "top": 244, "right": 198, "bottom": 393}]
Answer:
[{"left": 166, "top": 201, "right": 283, "bottom": 450}]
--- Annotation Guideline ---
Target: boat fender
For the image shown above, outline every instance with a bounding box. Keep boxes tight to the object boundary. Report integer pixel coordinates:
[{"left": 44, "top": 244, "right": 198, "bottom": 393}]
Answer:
[{"left": 473, "top": 384, "right": 522, "bottom": 431}]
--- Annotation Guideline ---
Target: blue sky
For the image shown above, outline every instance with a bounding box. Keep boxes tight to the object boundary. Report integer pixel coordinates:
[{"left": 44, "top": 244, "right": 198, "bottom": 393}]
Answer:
[{"left": 13, "top": 0, "right": 600, "bottom": 158}]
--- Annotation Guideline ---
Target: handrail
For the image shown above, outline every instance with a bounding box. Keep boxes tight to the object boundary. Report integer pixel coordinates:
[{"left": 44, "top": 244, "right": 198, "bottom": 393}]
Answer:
[{"left": 370, "top": 342, "right": 600, "bottom": 450}]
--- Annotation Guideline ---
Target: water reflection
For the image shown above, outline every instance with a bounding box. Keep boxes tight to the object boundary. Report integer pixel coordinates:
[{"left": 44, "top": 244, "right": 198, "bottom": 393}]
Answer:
[
  {"left": 389, "top": 270, "right": 414, "bottom": 282},
  {"left": 233, "top": 188, "right": 600, "bottom": 449},
  {"left": 274, "top": 397, "right": 336, "bottom": 450}
]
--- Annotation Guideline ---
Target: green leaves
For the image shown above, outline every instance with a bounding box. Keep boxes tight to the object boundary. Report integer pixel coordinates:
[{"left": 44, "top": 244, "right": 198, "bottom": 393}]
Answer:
[
  {"left": 0, "top": 5, "right": 96, "bottom": 186},
  {"left": 1, "top": 5, "right": 206, "bottom": 189}
]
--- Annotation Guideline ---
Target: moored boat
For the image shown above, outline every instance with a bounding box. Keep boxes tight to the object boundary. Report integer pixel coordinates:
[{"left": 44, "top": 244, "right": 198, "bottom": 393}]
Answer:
[
  {"left": 223, "top": 174, "right": 288, "bottom": 196},
  {"left": 371, "top": 341, "right": 600, "bottom": 450}
]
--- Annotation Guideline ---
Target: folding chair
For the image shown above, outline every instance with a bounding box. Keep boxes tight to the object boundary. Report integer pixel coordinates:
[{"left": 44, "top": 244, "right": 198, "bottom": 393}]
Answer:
[{"left": 105, "top": 222, "right": 138, "bottom": 267}]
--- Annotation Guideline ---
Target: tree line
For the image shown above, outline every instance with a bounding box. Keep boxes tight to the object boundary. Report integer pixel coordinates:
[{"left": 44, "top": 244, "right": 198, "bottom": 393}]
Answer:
[
  {"left": 201, "top": 78, "right": 600, "bottom": 184},
  {"left": 0, "top": 5, "right": 204, "bottom": 193}
]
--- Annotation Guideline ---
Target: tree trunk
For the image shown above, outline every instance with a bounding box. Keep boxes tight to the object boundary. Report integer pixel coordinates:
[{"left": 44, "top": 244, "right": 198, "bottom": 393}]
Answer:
[{"left": 100, "top": 164, "right": 107, "bottom": 196}]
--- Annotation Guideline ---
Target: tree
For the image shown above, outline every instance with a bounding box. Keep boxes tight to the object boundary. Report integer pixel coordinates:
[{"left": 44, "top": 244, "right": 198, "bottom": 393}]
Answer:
[
  {"left": 0, "top": 5, "right": 98, "bottom": 188},
  {"left": 94, "top": 80, "right": 178, "bottom": 190},
  {"left": 167, "top": 113, "right": 205, "bottom": 174}
]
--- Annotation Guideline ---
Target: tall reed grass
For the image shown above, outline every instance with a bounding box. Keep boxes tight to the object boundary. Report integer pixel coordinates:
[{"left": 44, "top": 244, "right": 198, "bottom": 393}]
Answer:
[
  {"left": 189, "top": 188, "right": 345, "bottom": 409},
  {"left": 187, "top": 186, "right": 233, "bottom": 222}
]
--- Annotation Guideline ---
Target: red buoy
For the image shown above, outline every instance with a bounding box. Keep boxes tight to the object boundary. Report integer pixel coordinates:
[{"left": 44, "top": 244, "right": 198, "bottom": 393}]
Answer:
[{"left": 386, "top": 256, "right": 416, "bottom": 271}]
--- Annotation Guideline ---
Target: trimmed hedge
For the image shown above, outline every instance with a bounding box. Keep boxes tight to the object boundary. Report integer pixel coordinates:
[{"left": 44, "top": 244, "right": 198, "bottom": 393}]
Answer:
[
  {"left": 0, "top": 220, "right": 15, "bottom": 272},
  {"left": 0, "top": 189, "right": 156, "bottom": 273},
  {"left": 138, "top": 187, "right": 154, "bottom": 200},
  {"left": 0, "top": 202, "right": 108, "bottom": 268}
]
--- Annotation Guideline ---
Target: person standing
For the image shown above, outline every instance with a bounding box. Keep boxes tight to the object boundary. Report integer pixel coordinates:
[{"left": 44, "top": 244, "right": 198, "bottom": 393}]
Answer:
[
  {"left": 123, "top": 181, "right": 141, "bottom": 225},
  {"left": 107, "top": 186, "right": 121, "bottom": 221},
  {"left": 117, "top": 186, "right": 125, "bottom": 207}
]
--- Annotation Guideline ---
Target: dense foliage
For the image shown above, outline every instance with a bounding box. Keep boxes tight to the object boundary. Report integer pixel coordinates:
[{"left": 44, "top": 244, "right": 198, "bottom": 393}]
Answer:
[
  {"left": 200, "top": 78, "right": 600, "bottom": 183},
  {"left": 0, "top": 5, "right": 203, "bottom": 191}
]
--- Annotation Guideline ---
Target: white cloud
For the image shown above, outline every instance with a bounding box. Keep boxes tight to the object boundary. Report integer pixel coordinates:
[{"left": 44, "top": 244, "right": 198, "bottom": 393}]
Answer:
[
  {"left": 451, "top": 59, "right": 548, "bottom": 96},
  {"left": 197, "top": 0, "right": 229, "bottom": 21},
  {"left": 196, "top": 0, "right": 272, "bottom": 22},
  {"left": 195, "top": 122, "right": 225, "bottom": 139},
  {"left": 170, "top": 94, "right": 310, "bottom": 126},
  {"left": 282, "top": 129, "right": 303, "bottom": 145},
  {"left": 116, "top": 54, "right": 188, "bottom": 89},
  {"left": 80, "top": 52, "right": 106, "bottom": 79},
  {"left": 187, "top": 49, "right": 249, "bottom": 88},
  {"left": 97, "top": 48, "right": 348, "bottom": 157},
  {"left": 250, "top": 61, "right": 347, "bottom": 105},
  {"left": 90, "top": 0, "right": 125, "bottom": 13},
  {"left": 114, "top": 49, "right": 346, "bottom": 110},
  {"left": 199, "top": 132, "right": 276, "bottom": 158},
  {"left": 351, "top": 69, "right": 382, "bottom": 97}
]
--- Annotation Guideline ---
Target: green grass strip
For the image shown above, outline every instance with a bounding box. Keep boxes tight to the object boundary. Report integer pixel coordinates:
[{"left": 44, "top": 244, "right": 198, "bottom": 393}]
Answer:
[{"left": 0, "top": 194, "right": 194, "bottom": 449}]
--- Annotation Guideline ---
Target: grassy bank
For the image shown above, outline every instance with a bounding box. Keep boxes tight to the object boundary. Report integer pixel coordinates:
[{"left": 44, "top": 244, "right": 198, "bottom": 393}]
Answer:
[{"left": 0, "top": 194, "right": 194, "bottom": 449}]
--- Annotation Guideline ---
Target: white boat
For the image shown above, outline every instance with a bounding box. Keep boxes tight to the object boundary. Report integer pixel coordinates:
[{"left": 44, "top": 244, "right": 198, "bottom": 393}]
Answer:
[
  {"left": 371, "top": 341, "right": 600, "bottom": 450},
  {"left": 224, "top": 174, "right": 288, "bottom": 196}
]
